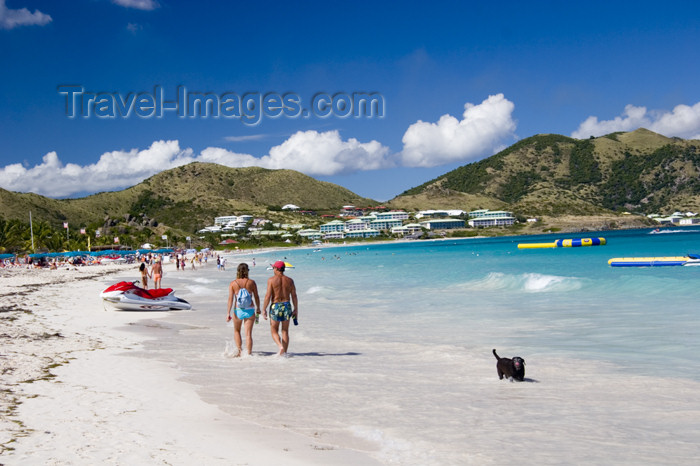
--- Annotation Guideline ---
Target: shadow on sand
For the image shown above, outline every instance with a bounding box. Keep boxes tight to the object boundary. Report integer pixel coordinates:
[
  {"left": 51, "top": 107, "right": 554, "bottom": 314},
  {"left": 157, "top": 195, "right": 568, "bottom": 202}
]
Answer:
[{"left": 254, "top": 351, "right": 362, "bottom": 357}]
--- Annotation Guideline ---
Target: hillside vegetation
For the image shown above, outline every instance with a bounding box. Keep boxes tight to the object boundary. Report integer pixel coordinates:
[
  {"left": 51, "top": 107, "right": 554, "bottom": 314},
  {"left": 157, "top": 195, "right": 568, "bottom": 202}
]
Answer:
[
  {"left": 2, "top": 129, "right": 699, "bottom": 248},
  {"left": 0, "top": 163, "right": 376, "bottom": 232},
  {"left": 392, "top": 128, "right": 700, "bottom": 215}
]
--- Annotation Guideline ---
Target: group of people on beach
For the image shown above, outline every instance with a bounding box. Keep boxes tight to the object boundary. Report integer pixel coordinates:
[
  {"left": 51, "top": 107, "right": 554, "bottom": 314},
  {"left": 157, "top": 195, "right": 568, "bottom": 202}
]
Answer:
[
  {"left": 226, "top": 260, "right": 298, "bottom": 357},
  {"left": 138, "top": 251, "right": 216, "bottom": 289}
]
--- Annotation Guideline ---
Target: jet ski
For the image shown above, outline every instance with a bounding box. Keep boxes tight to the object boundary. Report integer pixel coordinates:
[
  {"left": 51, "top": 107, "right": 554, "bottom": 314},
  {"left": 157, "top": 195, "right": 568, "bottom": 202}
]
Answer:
[{"left": 100, "top": 281, "right": 192, "bottom": 311}]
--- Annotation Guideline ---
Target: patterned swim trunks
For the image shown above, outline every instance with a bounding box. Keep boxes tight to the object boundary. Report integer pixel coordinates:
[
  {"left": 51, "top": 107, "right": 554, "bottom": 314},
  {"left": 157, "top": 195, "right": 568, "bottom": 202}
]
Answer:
[{"left": 270, "top": 301, "right": 292, "bottom": 322}]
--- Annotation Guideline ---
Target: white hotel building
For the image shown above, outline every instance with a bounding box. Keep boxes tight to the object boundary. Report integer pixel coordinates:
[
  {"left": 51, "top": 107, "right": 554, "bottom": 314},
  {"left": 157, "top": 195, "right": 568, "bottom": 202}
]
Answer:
[
  {"left": 316, "top": 212, "right": 413, "bottom": 239},
  {"left": 467, "top": 210, "right": 516, "bottom": 227}
]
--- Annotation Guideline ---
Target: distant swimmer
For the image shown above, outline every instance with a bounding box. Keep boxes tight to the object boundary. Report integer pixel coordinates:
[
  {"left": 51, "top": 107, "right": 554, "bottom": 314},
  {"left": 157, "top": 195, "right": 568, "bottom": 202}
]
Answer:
[{"left": 262, "top": 260, "right": 298, "bottom": 356}]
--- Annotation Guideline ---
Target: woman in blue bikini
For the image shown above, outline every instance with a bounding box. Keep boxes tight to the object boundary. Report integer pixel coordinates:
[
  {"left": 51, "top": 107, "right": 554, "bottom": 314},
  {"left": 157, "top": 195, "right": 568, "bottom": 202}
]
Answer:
[{"left": 226, "top": 263, "right": 261, "bottom": 357}]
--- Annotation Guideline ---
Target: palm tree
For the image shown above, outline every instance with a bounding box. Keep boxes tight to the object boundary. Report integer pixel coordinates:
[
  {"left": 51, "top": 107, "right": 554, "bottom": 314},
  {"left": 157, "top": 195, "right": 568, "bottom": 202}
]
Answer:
[
  {"left": 0, "top": 219, "right": 28, "bottom": 253},
  {"left": 43, "top": 233, "right": 67, "bottom": 252},
  {"left": 31, "top": 221, "right": 59, "bottom": 251}
]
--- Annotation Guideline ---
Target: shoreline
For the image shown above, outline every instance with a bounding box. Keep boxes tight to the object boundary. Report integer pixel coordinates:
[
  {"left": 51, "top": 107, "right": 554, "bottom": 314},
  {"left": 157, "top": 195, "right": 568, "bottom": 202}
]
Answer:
[
  {"left": 0, "top": 262, "right": 380, "bottom": 464},
  {"left": 3, "top": 228, "right": 700, "bottom": 463},
  {"left": 221, "top": 222, "right": 673, "bottom": 260}
]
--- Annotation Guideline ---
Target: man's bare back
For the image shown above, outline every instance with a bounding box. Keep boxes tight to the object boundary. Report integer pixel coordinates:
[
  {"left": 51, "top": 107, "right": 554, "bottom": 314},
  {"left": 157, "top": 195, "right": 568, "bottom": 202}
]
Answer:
[{"left": 267, "top": 274, "right": 296, "bottom": 304}]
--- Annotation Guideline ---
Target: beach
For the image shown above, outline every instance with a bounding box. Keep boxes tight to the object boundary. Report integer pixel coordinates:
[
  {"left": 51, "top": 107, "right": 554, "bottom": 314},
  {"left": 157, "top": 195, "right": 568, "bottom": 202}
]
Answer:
[
  {"left": 3, "top": 230, "right": 700, "bottom": 465},
  {"left": 0, "top": 260, "right": 379, "bottom": 465}
]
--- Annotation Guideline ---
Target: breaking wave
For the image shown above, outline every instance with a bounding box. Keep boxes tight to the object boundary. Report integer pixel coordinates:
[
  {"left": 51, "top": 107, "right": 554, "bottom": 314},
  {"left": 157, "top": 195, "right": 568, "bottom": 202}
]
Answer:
[{"left": 458, "top": 272, "right": 582, "bottom": 293}]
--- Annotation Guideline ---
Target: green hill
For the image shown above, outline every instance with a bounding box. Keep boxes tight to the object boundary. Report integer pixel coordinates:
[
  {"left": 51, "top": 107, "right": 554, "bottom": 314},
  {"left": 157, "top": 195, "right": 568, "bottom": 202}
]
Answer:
[
  {"left": 2, "top": 129, "right": 699, "bottom": 242},
  {"left": 391, "top": 128, "right": 700, "bottom": 215},
  {"left": 0, "top": 163, "right": 377, "bottom": 233}
]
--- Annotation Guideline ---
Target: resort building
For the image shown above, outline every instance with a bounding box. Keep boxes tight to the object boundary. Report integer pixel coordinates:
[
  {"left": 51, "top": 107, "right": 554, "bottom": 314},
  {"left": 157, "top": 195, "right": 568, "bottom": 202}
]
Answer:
[
  {"left": 345, "top": 218, "right": 371, "bottom": 231},
  {"left": 446, "top": 209, "right": 466, "bottom": 217},
  {"left": 419, "top": 219, "right": 466, "bottom": 230},
  {"left": 272, "top": 223, "right": 305, "bottom": 230},
  {"left": 197, "top": 225, "right": 222, "bottom": 233},
  {"left": 297, "top": 229, "right": 322, "bottom": 240},
  {"left": 391, "top": 223, "right": 424, "bottom": 235},
  {"left": 345, "top": 229, "right": 381, "bottom": 239},
  {"left": 249, "top": 230, "right": 287, "bottom": 237},
  {"left": 468, "top": 215, "right": 516, "bottom": 227},
  {"left": 340, "top": 205, "right": 357, "bottom": 216},
  {"left": 415, "top": 210, "right": 450, "bottom": 219},
  {"left": 223, "top": 220, "right": 249, "bottom": 231},
  {"left": 469, "top": 209, "right": 515, "bottom": 219},
  {"left": 654, "top": 212, "right": 685, "bottom": 224},
  {"left": 322, "top": 231, "right": 346, "bottom": 240},
  {"left": 252, "top": 218, "right": 271, "bottom": 227},
  {"left": 319, "top": 220, "right": 346, "bottom": 233},
  {"left": 374, "top": 211, "right": 409, "bottom": 221},
  {"left": 215, "top": 215, "right": 239, "bottom": 226},
  {"left": 467, "top": 209, "right": 516, "bottom": 227},
  {"left": 369, "top": 218, "right": 404, "bottom": 231},
  {"left": 213, "top": 214, "right": 253, "bottom": 230}
]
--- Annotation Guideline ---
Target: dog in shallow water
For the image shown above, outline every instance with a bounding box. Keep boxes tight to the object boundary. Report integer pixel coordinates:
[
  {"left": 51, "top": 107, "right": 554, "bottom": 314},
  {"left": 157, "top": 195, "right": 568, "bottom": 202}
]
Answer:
[{"left": 492, "top": 349, "right": 525, "bottom": 381}]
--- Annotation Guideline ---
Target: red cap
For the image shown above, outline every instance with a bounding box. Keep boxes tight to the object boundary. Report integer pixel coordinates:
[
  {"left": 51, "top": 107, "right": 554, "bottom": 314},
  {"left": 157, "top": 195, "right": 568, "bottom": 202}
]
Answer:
[{"left": 272, "top": 260, "right": 285, "bottom": 270}]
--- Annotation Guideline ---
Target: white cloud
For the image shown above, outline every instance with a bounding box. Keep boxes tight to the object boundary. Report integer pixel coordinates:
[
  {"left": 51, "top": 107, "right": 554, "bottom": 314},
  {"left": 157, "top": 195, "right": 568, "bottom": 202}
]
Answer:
[
  {"left": 203, "top": 130, "right": 392, "bottom": 176},
  {"left": 0, "top": 0, "right": 51, "bottom": 30},
  {"left": 223, "top": 134, "right": 269, "bottom": 142},
  {"left": 0, "top": 141, "right": 195, "bottom": 197},
  {"left": 399, "top": 93, "right": 517, "bottom": 167},
  {"left": 112, "top": 0, "right": 159, "bottom": 10},
  {"left": 1, "top": 95, "right": 522, "bottom": 197},
  {"left": 572, "top": 102, "right": 700, "bottom": 140},
  {"left": 0, "top": 132, "right": 392, "bottom": 197},
  {"left": 263, "top": 130, "right": 392, "bottom": 175},
  {"left": 197, "top": 147, "right": 261, "bottom": 168}
]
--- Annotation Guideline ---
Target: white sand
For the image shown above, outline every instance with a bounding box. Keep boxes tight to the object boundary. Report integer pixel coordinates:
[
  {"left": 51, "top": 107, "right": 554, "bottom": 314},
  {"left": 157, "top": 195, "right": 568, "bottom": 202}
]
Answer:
[{"left": 0, "top": 262, "right": 379, "bottom": 465}]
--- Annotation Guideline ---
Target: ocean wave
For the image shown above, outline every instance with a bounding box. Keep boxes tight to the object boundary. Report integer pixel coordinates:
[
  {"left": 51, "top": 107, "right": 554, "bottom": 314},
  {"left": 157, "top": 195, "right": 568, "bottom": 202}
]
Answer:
[
  {"left": 185, "top": 285, "right": 216, "bottom": 295},
  {"left": 190, "top": 277, "right": 214, "bottom": 284},
  {"left": 457, "top": 272, "right": 582, "bottom": 293},
  {"left": 305, "top": 285, "right": 324, "bottom": 294}
]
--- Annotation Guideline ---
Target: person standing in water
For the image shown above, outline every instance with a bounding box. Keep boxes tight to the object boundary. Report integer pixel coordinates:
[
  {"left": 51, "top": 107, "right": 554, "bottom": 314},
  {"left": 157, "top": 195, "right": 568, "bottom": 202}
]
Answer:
[
  {"left": 226, "top": 263, "right": 261, "bottom": 357},
  {"left": 262, "top": 261, "right": 298, "bottom": 356}
]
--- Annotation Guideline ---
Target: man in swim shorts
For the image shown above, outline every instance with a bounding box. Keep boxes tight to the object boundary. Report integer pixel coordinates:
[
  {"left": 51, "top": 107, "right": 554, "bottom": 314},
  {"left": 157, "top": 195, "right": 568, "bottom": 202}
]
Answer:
[
  {"left": 262, "top": 260, "right": 298, "bottom": 356},
  {"left": 151, "top": 257, "right": 163, "bottom": 289}
]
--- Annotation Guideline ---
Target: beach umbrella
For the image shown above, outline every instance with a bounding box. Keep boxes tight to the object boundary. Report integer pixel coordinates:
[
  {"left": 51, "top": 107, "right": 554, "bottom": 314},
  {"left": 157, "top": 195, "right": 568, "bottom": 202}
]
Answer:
[{"left": 63, "top": 251, "right": 88, "bottom": 257}]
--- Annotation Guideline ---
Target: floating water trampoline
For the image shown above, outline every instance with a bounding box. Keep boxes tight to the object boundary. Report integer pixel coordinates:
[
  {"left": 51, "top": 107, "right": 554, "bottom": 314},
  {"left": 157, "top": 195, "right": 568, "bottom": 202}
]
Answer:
[
  {"left": 608, "top": 254, "right": 700, "bottom": 267},
  {"left": 518, "top": 237, "right": 606, "bottom": 249}
]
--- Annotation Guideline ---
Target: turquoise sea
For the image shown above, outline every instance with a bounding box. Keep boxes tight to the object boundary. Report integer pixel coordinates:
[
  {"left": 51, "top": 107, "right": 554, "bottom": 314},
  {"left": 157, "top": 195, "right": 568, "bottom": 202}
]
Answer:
[{"left": 124, "top": 227, "right": 700, "bottom": 464}]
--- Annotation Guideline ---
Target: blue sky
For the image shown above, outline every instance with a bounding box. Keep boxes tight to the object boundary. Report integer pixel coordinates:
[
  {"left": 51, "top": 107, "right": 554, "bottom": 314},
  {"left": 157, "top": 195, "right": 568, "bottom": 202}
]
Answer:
[{"left": 1, "top": 0, "right": 700, "bottom": 201}]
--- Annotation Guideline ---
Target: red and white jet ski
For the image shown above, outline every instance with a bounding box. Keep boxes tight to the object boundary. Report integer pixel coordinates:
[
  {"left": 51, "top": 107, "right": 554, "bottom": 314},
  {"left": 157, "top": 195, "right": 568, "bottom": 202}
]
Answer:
[{"left": 100, "top": 281, "right": 192, "bottom": 311}]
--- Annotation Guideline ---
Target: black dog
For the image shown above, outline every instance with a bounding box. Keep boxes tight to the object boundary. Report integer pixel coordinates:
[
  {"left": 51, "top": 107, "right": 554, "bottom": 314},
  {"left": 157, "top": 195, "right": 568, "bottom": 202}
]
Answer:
[{"left": 493, "top": 349, "right": 525, "bottom": 381}]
